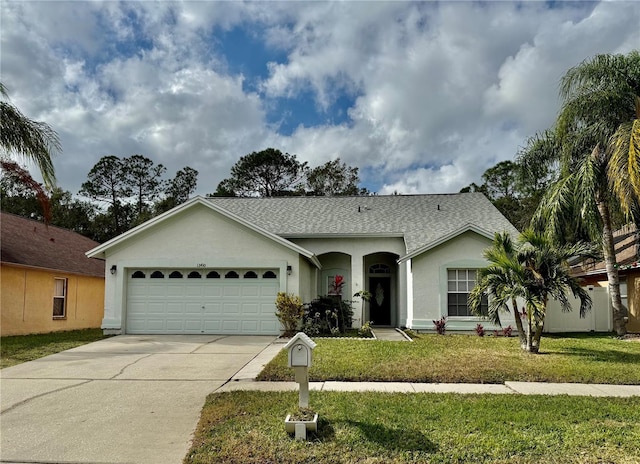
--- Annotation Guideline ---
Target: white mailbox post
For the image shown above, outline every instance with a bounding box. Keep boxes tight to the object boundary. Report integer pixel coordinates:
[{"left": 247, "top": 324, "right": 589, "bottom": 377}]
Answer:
[{"left": 284, "top": 332, "right": 316, "bottom": 408}]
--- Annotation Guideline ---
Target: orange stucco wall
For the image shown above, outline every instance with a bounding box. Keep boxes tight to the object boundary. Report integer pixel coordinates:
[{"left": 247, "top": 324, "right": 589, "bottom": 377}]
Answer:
[
  {"left": 1, "top": 264, "right": 105, "bottom": 336},
  {"left": 628, "top": 271, "right": 640, "bottom": 333}
]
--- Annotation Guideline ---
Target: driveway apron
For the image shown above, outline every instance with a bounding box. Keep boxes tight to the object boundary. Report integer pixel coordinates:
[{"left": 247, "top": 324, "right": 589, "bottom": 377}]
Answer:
[{"left": 0, "top": 335, "right": 276, "bottom": 464}]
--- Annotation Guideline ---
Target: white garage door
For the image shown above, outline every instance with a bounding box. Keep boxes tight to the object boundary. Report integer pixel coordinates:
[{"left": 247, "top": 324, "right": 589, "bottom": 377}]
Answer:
[{"left": 126, "top": 268, "right": 280, "bottom": 334}]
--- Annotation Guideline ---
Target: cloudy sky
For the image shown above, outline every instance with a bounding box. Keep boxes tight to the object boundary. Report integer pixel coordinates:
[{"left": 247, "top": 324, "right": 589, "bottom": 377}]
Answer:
[{"left": 2, "top": 1, "right": 638, "bottom": 197}]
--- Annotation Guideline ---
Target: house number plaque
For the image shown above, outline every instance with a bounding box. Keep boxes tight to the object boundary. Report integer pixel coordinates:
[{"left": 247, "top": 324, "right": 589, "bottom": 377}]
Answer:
[{"left": 196, "top": 263, "right": 207, "bottom": 268}]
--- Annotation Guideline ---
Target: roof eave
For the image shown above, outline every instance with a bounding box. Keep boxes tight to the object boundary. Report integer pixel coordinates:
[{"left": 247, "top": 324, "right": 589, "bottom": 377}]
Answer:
[
  {"left": 398, "top": 223, "right": 497, "bottom": 263},
  {"left": 86, "top": 196, "right": 321, "bottom": 269}
]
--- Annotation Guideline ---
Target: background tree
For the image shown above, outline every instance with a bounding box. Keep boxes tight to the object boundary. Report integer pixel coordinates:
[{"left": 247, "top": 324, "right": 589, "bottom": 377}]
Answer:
[
  {"left": 124, "top": 154, "right": 166, "bottom": 220},
  {"left": 214, "top": 148, "right": 307, "bottom": 197},
  {"left": 0, "top": 82, "right": 61, "bottom": 221},
  {"left": 470, "top": 230, "right": 594, "bottom": 353},
  {"left": 155, "top": 166, "right": 199, "bottom": 214},
  {"left": 527, "top": 51, "right": 640, "bottom": 336},
  {"left": 79, "top": 155, "right": 132, "bottom": 235},
  {"left": 305, "top": 158, "right": 369, "bottom": 196}
]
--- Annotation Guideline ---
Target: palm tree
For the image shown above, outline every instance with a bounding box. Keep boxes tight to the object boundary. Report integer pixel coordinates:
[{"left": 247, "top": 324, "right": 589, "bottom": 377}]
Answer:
[
  {"left": 0, "top": 82, "right": 60, "bottom": 220},
  {"left": 470, "top": 230, "right": 593, "bottom": 353},
  {"left": 524, "top": 51, "right": 640, "bottom": 336}
]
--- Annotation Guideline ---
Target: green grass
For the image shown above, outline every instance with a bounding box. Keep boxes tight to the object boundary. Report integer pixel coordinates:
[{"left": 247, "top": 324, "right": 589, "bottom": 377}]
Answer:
[
  {"left": 258, "top": 333, "right": 640, "bottom": 384},
  {"left": 1, "top": 328, "right": 110, "bottom": 368},
  {"left": 185, "top": 391, "right": 640, "bottom": 463}
]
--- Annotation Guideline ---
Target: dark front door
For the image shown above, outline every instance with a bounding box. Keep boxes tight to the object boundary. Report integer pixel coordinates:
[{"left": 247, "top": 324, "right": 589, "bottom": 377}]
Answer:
[{"left": 369, "top": 277, "right": 391, "bottom": 325}]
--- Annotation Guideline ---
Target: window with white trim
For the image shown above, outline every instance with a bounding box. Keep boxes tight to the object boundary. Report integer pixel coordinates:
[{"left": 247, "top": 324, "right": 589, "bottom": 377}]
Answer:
[
  {"left": 447, "top": 269, "right": 487, "bottom": 317},
  {"left": 53, "top": 278, "right": 67, "bottom": 319}
]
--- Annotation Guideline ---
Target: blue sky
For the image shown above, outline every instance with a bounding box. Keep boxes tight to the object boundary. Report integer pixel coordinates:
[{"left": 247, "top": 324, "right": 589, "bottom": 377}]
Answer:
[{"left": 1, "top": 1, "right": 638, "bottom": 197}]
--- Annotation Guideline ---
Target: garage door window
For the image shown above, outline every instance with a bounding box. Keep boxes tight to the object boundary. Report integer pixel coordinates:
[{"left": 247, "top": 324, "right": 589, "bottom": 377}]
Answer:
[
  {"left": 263, "top": 271, "right": 277, "bottom": 279},
  {"left": 169, "top": 271, "right": 183, "bottom": 278},
  {"left": 207, "top": 271, "right": 220, "bottom": 278},
  {"left": 244, "top": 271, "right": 258, "bottom": 278},
  {"left": 225, "top": 271, "right": 239, "bottom": 278},
  {"left": 132, "top": 271, "right": 146, "bottom": 278},
  {"left": 188, "top": 271, "right": 202, "bottom": 279},
  {"left": 151, "top": 271, "right": 164, "bottom": 278}
]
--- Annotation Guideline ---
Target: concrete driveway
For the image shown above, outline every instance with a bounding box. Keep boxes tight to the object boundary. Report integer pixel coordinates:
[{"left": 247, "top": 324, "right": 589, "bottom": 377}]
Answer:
[{"left": 0, "top": 335, "right": 278, "bottom": 464}]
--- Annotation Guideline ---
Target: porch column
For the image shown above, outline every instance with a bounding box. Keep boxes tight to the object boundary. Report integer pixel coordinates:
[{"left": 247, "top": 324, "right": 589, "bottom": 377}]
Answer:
[{"left": 350, "top": 253, "right": 365, "bottom": 327}]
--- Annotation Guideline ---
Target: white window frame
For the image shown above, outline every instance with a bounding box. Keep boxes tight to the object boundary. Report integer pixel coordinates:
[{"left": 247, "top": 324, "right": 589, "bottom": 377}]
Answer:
[
  {"left": 447, "top": 269, "right": 486, "bottom": 317},
  {"left": 53, "top": 277, "right": 67, "bottom": 319}
]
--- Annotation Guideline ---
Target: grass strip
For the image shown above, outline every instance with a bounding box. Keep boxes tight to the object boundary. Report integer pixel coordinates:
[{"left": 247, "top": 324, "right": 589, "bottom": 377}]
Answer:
[{"left": 186, "top": 390, "right": 640, "bottom": 464}]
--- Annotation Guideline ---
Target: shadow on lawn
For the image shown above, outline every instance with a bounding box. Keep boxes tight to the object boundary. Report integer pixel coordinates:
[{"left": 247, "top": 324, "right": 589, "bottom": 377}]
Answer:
[{"left": 343, "top": 420, "right": 438, "bottom": 453}]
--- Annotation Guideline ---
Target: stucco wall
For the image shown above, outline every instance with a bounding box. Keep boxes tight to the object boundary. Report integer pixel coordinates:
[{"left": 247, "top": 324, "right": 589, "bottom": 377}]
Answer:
[
  {"left": 409, "top": 231, "right": 515, "bottom": 331},
  {"left": 101, "top": 204, "right": 303, "bottom": 331},
  {"left": 628, "top": 271, "right": 640, "bottom": 333},
  {"left": 1, "top": 264, "right": 104, "bottom": 336}
]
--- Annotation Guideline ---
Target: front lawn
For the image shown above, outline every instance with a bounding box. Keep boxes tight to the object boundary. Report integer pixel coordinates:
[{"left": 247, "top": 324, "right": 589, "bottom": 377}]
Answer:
[
  {"left": 0, "top": 328, "right": 110, "bottom": 369},
  {"left": 258, "top": 333, "right": 640, "bottom": 384},
  {"left": 185, "top": 391, "right": 640, "bottom": 464}
]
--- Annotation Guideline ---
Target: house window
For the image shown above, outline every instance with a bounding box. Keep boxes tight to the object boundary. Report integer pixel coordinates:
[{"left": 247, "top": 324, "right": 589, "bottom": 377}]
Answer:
[
  {"left": 447, "top": 269, "right": 487, "bottom": 317},
  {"left": 53, "top": 278, "right": 67, "bottom": 319},
  {"left": 369, "top": 264, "right": 391, "bottom": 274}
]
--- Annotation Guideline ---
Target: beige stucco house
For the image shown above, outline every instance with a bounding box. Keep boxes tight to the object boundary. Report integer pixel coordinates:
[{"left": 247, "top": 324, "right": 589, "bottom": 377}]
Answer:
[
  {"left": 1, "top": 212, "right": 105, "bottom": 336},
  {"left": 87, "top": 193, "right": 519, "bottom": 335}
]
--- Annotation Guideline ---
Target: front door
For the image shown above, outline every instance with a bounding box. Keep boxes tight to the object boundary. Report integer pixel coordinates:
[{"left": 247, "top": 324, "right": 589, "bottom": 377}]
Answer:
[{"left": 369, "top": 277, "right": 391, "bottom": 325}]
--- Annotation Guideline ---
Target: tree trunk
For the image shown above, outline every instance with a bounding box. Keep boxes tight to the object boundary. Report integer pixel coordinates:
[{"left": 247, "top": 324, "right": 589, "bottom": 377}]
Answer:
[
  {"left": 597, "top": 199, "right": 627, "bottom": 336},
  {"left": 511, "top": 298, "right": 527, "bottom": 350}
]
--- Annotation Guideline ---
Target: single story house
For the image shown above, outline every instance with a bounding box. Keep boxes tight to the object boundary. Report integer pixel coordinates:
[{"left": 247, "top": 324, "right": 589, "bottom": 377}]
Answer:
[
  {"left": 88, "top": 193, "right": 521, "bottom": 335},
  {"left": 571, "top": 224, "right": 640, "bottom": 333},
  {"left": 1, "top": 212, "right": 105, "bottom": 336}
]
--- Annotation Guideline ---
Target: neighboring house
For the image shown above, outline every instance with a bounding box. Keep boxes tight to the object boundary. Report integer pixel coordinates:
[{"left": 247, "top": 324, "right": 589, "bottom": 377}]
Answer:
[
  {"left": 570, "top": 224, "right": 640, "bottom": 333},
  {"left": 88, "top": 193, "right": 520, "bottom": 335},
  {"left": 1, "top": 212, "right": 105, "bottom": 336}
]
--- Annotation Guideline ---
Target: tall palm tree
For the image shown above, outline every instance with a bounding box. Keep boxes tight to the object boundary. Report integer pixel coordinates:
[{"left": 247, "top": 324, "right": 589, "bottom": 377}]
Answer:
[
  {"left": 525, "top": 51, "right": 640, "bottom": 336},
  {"left": 0, "top": 82, "right": 60, "bottom": 220},
  {"left": 470, "top": 230, "right": 593, "bottom": 353}
]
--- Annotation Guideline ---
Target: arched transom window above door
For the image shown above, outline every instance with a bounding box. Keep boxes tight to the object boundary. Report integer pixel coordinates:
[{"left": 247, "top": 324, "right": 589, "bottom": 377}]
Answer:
[{"left": 369, "top": 263, "right": 391, "bottom": 274}]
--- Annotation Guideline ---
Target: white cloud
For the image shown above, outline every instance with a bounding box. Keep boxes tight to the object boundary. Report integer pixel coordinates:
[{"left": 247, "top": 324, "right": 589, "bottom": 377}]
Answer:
[{"left": 1, "top": 0, "right": 637, "bottom": 198}]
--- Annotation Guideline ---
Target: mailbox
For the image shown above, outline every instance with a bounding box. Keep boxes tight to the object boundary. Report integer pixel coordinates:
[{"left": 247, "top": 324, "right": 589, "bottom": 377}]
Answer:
[{"left": 284, "top": 332, "right": 317, "bottom": 368}]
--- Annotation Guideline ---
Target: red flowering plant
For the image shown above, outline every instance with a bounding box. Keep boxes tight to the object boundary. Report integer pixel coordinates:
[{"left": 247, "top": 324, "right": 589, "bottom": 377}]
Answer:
[{"left": 329, "top": 275, "right": 345, "bottom": 296}]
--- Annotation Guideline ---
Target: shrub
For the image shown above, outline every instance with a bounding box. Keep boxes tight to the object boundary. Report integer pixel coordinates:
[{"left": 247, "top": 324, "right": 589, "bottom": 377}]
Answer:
[
  {"left": 493, "top": 325, "right": 514, "bottom": 337},
  {"left": 275, "top": 292, "right": 304, "bottom": 337},
  {"left": 302, "top": 296, "right": 354, "bottom": 336},
  {"left": 433, "top": 317, "right": 446, "bottom": 335},
  {"left": 358, "top": 321, "right": 373, "bottom": 337},
  {"left": 475, "top": 323, "right": 485, "bottom": 337}
]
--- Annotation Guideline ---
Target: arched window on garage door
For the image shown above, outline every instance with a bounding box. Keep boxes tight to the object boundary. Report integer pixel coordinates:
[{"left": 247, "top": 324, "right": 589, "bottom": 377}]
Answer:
[
  {"left": 188, "top": 271, "right": 202, "bottom": 279},
  {"left": 225, "top": 271, "right": 239, "bottom": 279},
  {"left": 150, "top": 271, "right": 165, "bottom": 279},
  {"left": 206, "top": 271, "right": 220, "bottom": 279},
  {"left": 263, "top": 271, "right": 277, "bottom": 279},
  {"left": 244, "top": 271, "right": 258, "bottom": 278},
  {"left": 169, "top": 271, "right": 183, "bottom": 279},
  {"left": 132, "top": 271, "right": 146, "bottom": 278}
]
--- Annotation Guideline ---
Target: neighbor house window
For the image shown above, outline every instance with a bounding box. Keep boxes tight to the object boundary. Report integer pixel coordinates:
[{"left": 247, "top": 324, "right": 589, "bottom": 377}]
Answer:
[
  {"left": 53, "top": 278, "right": 67, "bottom": 319},
  {"left": 447, "top": 269, "right": 487, "bottom": 317}
]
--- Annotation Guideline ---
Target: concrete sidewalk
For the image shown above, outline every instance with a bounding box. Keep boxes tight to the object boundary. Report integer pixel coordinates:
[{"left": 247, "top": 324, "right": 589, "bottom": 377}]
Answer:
[{"left": 218, "top": 379, "right": 640, "bottom": 397}]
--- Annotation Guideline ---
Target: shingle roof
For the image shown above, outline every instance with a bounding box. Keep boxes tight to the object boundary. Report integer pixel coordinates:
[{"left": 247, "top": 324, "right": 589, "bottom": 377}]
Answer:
[
  {"left": 206, "top": 193, "right": 517, "bottom": 254},
  {"left": 1, "top": 212, "right": 105, "bottom": 277}
]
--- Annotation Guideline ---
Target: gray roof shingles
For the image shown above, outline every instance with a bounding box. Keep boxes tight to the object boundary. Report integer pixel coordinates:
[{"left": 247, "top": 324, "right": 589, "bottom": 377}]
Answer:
[
  {"left": 207, "top": 193, "right": 517, "bottom": 254},
  {"left": 1, "top": 212, "right": 105, "bottom": 277}
]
